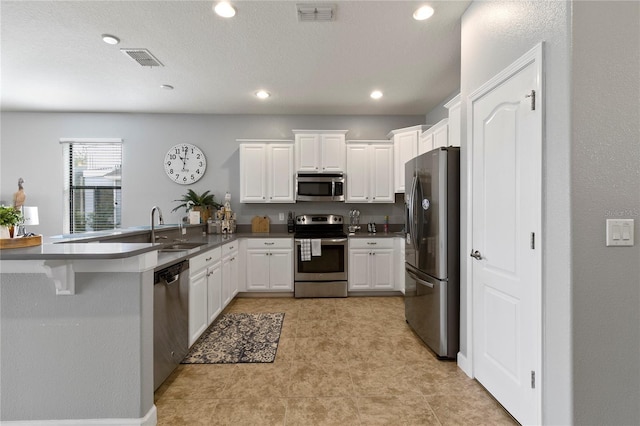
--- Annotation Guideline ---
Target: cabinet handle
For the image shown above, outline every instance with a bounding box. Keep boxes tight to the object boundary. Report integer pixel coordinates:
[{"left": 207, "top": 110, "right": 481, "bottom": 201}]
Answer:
[
  {"left": 206, "top": 257, "right": 212, "bottom": 262},
  {"left": 373, "top": 197, "right": 375, "bottom": 200},
  {"left": 367, "top": 242, "right": 377, "bottom": 245},
  {"left": 265, "top": 242, "right": 274, "bottom": 245}
]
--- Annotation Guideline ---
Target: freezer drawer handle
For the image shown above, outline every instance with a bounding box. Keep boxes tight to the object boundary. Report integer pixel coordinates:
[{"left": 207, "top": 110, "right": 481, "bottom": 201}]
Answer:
[
  {"left": 469, "top": 250, "right": 483, "bottom": 260},
  {"left": 407, "top": 269, "right": 434, "bottom": 288}
]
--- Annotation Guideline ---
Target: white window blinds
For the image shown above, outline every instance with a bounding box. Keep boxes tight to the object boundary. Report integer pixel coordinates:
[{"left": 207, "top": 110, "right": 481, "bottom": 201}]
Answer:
[{"left": 63, "top": 139, "right": 122, "bottom": 233}]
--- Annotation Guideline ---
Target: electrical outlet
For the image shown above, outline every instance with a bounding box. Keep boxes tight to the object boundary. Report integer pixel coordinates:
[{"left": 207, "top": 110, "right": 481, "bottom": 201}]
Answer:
[{"left": 279, "top": 212, "right": 285, "bottom": 221}]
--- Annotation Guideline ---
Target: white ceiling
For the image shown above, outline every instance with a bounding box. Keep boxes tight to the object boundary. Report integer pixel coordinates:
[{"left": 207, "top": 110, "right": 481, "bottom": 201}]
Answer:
[{"left": 1, "top": 1, "right": 471, "bottom": 115}]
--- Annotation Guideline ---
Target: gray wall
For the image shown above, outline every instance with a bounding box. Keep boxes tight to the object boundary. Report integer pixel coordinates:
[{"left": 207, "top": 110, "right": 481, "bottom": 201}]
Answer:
[
  {"left": 424, "top": 90, "right": 459, "bottom": 125},
  {"left": 571, "top": 2, "right": 640, "bottom": 424},
  {"left": 0, "top": 270, "right": 154, "bottom": 421},
  {"left": 0, "top": 113, "right": 421, "bottom": 237},
  {"left": 460, "top": 1, "right": 572, "bottom": 424}
]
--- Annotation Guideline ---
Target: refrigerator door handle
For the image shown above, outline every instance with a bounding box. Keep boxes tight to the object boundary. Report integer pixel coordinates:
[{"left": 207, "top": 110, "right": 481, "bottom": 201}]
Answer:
[
  {"left": 408, "top": 175, "right": 419, "bottom": 249},
  {"left": 407, "top": 268, "right": 434, "bottom": 288}
]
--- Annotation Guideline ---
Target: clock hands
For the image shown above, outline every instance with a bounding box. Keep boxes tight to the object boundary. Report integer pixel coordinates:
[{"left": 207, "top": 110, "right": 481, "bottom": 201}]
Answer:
[{"left": 179, "top": 149, "right": 189, "bottom": 172}]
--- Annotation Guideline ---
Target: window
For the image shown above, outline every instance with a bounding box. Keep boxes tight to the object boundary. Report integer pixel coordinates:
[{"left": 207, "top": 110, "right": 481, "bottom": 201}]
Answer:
[{"left": 61, "top": 139, "right": 122, "bottom": 233}]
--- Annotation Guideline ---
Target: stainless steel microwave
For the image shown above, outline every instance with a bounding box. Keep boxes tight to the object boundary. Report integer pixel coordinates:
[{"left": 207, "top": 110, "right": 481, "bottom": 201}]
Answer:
[{"left": 296, "top": 172, "right": 345, "bottom": 202}]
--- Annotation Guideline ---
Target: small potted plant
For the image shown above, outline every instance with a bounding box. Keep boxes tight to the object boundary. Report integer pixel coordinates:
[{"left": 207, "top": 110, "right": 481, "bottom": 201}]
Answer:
[
  {"left": 172, "top": 189, "right": 222, "bottom": 223},
  {"left": 0, "top": 206, "right": 23, "bottom": 238}
]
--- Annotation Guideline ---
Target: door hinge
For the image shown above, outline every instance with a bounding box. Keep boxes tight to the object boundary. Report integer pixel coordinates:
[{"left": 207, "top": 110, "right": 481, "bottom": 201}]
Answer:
[
  {"left": 525, "top": 90, "right": 536, "bottom": 110},
  {"left": 530, "top": 232, "right": 535, "bottom": 249},
  {"left": 531, "top": 370, "right": 536, "bottom": 389}
]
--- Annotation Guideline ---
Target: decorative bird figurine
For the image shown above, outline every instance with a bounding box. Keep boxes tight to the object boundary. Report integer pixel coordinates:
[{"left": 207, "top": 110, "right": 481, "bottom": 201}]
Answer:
[{"left": 13, "top": 178, "right": 26, "bottom": 211}]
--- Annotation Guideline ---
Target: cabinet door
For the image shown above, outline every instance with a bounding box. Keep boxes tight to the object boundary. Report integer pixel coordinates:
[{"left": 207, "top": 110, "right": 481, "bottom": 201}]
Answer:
[
  {"left": 269, "top": 249, "right": 293, "bottom": 290},
  {"left": 348, "top": 249, "right": 371, "bottom": 290},
  {"left": 229, "top": 252, "right": 239, "bottom": 300},
  {"left": 246, "top": 249, "right": 270, "bottom": 290},
  {"left": 432, "top": 121, "right": 449, "bottom": 149},
  {"left": 371, "top": 249, "right": 395, "bottom": 290},
  {"left": 446, "top": 96, "right": 461, "bottom": 147},
  {"left": 394, "top": 131, "right": 418, "bottom": 193},
  {"left": 221, "top": 255, "right": 232, "bottom": 307},
  {"left": 295, "top": 134, "right": 320, "bottom": 171},
  {"left": 321, "top": 134, "right": 346, "bottom": 172},
  {"left": 268, "top": 144, "right": 294, "bottom": 202},
  {"left": 189, "top": 269, "right": 208, "bottom": 346},
  {"left": 207, "top": 262, "right": 222, "bottom": 325},
  {"left": 346, "top": 144, "right": 369, "bottom": 202},
  {"left": 419, "top": 130, "right": 433, "bottom": 155},
  {"left": 370, "top": 144, "right": 394, "bottom": 203},
  {"left": 240, "top": 144, "right": 268, "bottom": 202}
]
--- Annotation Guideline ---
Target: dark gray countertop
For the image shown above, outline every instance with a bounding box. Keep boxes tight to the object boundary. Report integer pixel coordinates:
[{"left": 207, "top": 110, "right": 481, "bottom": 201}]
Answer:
[
  {"left": 0, "top": 230, "right": 295, "bottom": 262},
  {"left": 348, "top": 232, "right": 402, "bottom": 238}
]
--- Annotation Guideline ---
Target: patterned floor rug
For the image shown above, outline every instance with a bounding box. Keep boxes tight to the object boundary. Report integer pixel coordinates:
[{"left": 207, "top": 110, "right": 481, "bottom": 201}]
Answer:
[{"left": 181, "top": 312, "right": 284, "bottom": 364}]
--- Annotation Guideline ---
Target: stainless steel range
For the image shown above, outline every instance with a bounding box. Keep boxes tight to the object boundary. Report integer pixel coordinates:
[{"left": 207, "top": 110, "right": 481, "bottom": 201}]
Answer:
[{"left": 294, "top": 214, "right": 348, "bottom": 298}]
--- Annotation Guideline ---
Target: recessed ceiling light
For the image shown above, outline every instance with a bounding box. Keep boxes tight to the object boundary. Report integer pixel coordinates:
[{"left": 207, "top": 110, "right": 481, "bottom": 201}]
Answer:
[
  {"left": 255, "top": 90, "right": 270, "bottom": 99},
  {"left": 370, "top": 90, "right": 383, "bottom": 100},
  {"left": 214, "top": 2, "right": 236, "bottom": 18},
  {"left": 160, "top": 84, "right": 174, "bottom": 90},
  {"left": 101, "top": 34, "right": 120, "bottom": 45},
  {"left": 413, "top": 5, "right": 434, "bottom": 21}
]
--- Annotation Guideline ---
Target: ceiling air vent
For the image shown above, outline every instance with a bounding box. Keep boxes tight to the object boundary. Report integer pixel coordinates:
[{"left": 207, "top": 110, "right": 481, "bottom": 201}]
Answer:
[
  {"left": 120, "top": 48, "right": 164, "bottom": 67},
  {"left": 297, "top": 3, "right": 336, "bottom": 22}
]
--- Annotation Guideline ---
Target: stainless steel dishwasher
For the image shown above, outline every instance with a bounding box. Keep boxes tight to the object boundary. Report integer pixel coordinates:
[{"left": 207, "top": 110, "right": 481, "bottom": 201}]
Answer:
[{"left": 153, "top": 260, "right": 189, "bottom": 390}]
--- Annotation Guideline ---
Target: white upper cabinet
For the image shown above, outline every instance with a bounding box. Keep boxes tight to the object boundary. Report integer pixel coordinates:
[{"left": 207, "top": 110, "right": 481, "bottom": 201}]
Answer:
[
  {"left": 239, "top": 140, "right": 294, "bottom": 203},
  {"left": 387, "top": 125, "right": 429, "bottom": 193},
  {"left": 293, "top": 130, "right": 347, "bottom": 172},
  {"left": 419, "top": 118, "right": 449, "bottom": 155},
  {"left": 346, "top": 140, "right": 394, "bottom": 203},
  {"left": 444, "top": 94, "right": 461, "bottom": 147}
]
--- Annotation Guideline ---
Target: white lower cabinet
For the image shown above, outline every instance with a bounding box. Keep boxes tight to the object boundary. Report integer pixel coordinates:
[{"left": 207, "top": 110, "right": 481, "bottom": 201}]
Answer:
[
  {"left": 206, "top": 262, "right": 222, "bottom": 324},
  {"left": 348, "top": 238, "right": 395, "bottom": 291},
  {"left": 189, "top": 247, "right": 222, "bottom": 346},
  {"left": 222, "top": 242, "right": 239, "bottom": 306},
  {"left": 246, "top": 238, "right": 293, "bottom": 291}
]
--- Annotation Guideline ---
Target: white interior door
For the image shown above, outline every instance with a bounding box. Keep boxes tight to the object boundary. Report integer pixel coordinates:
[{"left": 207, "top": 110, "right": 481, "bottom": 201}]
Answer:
[{"left": 470, "top": 44, "right": 542, "bottom": 425}]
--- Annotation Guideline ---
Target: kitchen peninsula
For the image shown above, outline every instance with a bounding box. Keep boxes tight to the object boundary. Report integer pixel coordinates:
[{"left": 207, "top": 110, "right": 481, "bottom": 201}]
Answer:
[{"left": 0, "top": 226, "right": 239, "bottom": 425}]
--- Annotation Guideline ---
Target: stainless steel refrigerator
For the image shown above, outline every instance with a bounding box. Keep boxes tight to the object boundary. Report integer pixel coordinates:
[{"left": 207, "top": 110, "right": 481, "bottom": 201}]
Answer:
[{"left": 404, "top": 147, "right": 460, "bottom": 359}]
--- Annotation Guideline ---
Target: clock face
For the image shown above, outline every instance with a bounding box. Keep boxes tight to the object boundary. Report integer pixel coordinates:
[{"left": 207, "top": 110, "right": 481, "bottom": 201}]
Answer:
[{"left": 164, "top": 143, "right": 207, "bottom": 185}]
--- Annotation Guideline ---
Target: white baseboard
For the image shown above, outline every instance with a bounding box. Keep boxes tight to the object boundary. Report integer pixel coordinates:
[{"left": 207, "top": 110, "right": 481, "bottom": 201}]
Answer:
[
  {"left": 1, "top": 405, "right": 157, "bottom": 426},
  {"left": 457, "top": 351, "right": 473, "bottom": 378}
]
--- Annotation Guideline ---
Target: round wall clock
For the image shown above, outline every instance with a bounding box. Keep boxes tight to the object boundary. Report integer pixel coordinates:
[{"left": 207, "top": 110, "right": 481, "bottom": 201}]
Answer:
[{"left": 164, "top": 143, "right": 207, "bottom": 185}]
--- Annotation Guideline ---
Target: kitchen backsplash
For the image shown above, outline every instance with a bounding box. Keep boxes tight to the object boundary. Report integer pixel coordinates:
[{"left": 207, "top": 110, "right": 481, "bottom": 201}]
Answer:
[{"left": 234, "top": 194, "right": 406, "bottom": 227}]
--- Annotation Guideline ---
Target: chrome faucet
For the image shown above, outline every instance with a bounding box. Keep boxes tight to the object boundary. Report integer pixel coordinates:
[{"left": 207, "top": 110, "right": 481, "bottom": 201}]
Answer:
[{"left": 150, "top": 206, "right": 165, "bottom": 243}]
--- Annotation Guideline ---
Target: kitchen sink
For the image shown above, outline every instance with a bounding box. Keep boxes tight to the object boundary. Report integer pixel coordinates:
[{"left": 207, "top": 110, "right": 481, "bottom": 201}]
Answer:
[{"left": 159, "top": 241, "right": 207, "bottom": 252}]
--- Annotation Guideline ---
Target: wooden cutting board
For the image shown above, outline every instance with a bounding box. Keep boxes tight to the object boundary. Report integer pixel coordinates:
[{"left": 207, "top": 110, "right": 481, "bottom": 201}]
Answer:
[{"left": 251, "top": 216, "right": 270, "bottom": 233}]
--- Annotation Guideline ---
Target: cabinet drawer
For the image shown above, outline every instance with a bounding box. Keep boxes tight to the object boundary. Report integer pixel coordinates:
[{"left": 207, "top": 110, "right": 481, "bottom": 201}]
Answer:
[
  {"left": 349, "top": 238, "right": 394, "bottom": 249},
  {"left": 246, "top": 238, "right": 293, "bottom": 249},
  {"left": 190, "top": 247, "right": 221, "bottom": 273},
  {"left": 222, "top": 241, "right": 239, "bottom": 255}
]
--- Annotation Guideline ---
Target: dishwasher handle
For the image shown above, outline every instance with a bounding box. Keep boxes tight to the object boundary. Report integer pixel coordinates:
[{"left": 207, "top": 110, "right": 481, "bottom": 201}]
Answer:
[{"left": 161, "top": 273, "right": 180, "bottom": 285}]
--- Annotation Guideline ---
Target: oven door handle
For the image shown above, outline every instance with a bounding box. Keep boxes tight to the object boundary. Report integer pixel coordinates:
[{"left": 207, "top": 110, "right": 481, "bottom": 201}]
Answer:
[{"left": 295, "top": 238, "right": 347, "bottom": 243}]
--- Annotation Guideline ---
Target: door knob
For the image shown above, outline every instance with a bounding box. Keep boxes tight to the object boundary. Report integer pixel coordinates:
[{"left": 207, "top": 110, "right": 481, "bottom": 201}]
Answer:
[{"left": 470, "top": 250, "right": 483, "bottom": 260}]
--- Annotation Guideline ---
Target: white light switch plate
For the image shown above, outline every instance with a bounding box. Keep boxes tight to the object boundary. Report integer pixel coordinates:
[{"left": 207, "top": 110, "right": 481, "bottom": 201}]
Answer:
[{"left": 606, "top": 219, "right": 634, "bottom": 246}]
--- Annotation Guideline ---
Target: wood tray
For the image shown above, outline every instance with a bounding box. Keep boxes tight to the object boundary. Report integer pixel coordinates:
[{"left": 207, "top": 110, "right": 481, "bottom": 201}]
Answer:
[
  {"left": 251, "top": 216, "right": 270, "bottom": 233},
  {"left": 0, "top": 235, "right": 42, "bottom": 249}
]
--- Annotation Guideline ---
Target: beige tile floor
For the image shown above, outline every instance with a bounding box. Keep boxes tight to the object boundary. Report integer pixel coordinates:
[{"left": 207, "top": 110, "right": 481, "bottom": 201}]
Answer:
[{"left": 155, "top": 296, "right": 517, "bottom": 425}]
